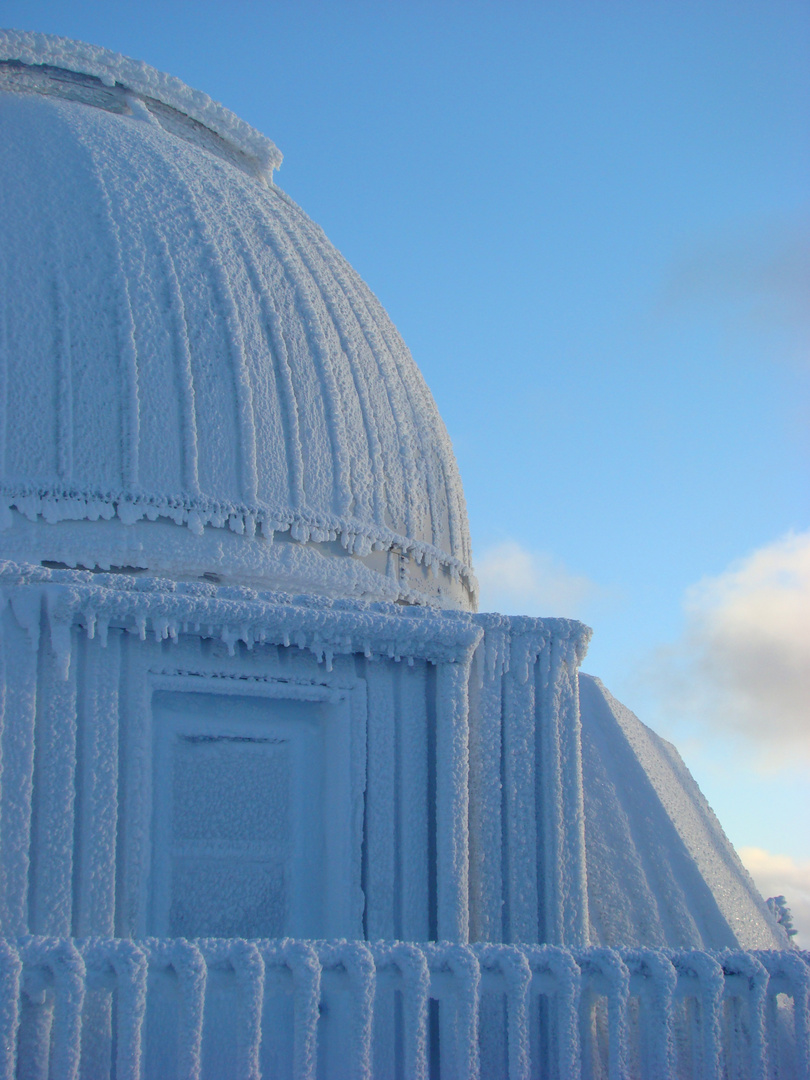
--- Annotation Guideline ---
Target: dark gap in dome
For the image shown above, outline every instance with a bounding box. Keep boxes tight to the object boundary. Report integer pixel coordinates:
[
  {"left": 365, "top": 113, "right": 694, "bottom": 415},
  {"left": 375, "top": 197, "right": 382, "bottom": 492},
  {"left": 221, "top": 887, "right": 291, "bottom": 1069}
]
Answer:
[
  {"left": 0, "top": 60, "right": 264, "bottom": 184},
  {"left": 41, "top": 560, "right": 147, "bottom": 575},
  {"left": 0, "top": 60, "right": 129, "bottom": 112}
]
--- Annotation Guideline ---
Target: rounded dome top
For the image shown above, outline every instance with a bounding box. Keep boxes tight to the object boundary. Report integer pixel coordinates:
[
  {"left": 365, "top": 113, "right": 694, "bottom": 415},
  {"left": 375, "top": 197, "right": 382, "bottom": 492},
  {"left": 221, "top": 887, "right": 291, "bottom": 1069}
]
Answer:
[{"left": 0, "top": 30, "right": 475, "bottom": 609}]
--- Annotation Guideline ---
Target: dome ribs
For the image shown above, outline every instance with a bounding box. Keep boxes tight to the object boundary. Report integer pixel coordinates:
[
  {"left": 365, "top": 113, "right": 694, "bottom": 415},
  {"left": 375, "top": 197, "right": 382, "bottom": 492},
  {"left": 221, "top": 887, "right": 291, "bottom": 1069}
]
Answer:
[
  {"left": 0, "top": 41, "right": 475, "bottom": 606},
  {"left": 262, "top": 204, "right": 355, "bottom": 525},
  {"left": 156, "top": 235, "right": 200, "bottom": 498},
  {"left": 157, "top": 158, "right": 260, "bottom": 509},
  {"left": 295, "top": 214, "right": 421, "bottom": 546},
  {"left": 0, "top": 248, "right": 7, "bottom": 483},
  {"left": 70, "top": 113, "right": 141, "bottom": 493},
  {"left": 216, "top": 193, "right": 306, "bottom": 513},
  {"left": 53, "top": 265, "right": 74, "bottom": 484},
  {"left": 337, "top": 253, "right": 441, "bottom": 551},
  {"left": 372, "top": 296, "right": 472, "bottom": 569},
  {"left": 260, "top": 194, "right": 380, "bottom": 528}
]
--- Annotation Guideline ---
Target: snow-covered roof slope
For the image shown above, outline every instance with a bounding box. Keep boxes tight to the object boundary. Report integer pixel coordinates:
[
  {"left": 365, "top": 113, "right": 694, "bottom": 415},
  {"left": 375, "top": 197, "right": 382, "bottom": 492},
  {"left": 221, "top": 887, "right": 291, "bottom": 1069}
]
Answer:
[
  {"left": 578, "top": 674, "right": 786, "bottom": 949},
  {"left": 0, "top": 31, "right": 474, "bottom": 608}
]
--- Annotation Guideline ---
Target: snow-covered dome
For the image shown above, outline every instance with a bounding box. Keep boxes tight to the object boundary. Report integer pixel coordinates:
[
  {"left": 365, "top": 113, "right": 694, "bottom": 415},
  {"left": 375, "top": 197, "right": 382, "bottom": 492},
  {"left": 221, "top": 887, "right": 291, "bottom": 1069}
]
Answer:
[{"left": 0, "top": 30, "right": 475, "bottom": 609}]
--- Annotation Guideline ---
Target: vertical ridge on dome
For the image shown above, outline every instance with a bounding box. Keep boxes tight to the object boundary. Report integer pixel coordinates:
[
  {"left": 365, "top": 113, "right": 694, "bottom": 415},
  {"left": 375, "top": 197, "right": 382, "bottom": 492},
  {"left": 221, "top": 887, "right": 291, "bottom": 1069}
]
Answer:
[
  {"left": 288, "top": 224, "right": 384, "bottom": 528},
  {"left": 309, "top": 227, "right": 419, "bottom": 541},
  {"left": 72, "top": 107, "right": 142, "bottom": 491},
  {"left": 54, "top": 266, "right": 74, "bottom": 482},
  {"left": 158, "top": 234, "right": 201, "bottom": 497},
  {"left": 301, "top": 216, "right": 423, "bottom": 543},
  {"left": 0, "top": 230, "right": 7, "bottom": 481},
  {"left": 267, "top": 198, "right": 383, "bottom": 526},
  {"left": 339, "top": 253, "right": 443, "bottom": 549},
  {"left": 217, "top": 207, "right": 300, "bottom": 513},
  {"left": 254, "top": 257, "right": 306, "bottom": 513},
  {"left": 155, "top": 135, "right": 261, "bottom": 507},
  {"left": 255, "top": 199, "right": 357, "bottom": 523}
]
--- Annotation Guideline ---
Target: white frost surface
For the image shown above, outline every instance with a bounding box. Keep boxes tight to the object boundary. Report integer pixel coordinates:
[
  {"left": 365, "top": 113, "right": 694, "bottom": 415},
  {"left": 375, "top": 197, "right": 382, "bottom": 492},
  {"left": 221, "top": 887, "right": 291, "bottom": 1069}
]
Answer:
[
  {"left": 0, "top": 29, "right": 282, "bottom": 177},
  {"left": 578, "top": 673, "right": 786, "bottom": 950},
  {"left": 0, "top": 34, "right": 474, "bottom": 607}
]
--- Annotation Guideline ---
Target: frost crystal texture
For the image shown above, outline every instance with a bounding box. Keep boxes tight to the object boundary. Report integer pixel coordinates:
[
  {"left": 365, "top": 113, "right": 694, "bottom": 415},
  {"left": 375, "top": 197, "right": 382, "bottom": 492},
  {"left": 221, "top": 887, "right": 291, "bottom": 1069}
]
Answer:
[{"left": 0, "top": 29, "right": 800, "bottom": 1080}]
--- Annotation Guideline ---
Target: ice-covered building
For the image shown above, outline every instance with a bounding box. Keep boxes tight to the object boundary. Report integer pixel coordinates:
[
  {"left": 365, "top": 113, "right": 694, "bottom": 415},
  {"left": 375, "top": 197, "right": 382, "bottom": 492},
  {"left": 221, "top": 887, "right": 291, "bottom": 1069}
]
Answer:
[{"left": 0, "top": 30, "right": 806, "bottom": 1080}]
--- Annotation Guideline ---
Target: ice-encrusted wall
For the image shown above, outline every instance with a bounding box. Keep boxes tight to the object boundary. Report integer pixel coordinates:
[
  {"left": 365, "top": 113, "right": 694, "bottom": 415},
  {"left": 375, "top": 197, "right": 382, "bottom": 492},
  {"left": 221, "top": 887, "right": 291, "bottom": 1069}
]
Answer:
[{"left": 0, "top": 561, "right": 589, "bottom": 949}]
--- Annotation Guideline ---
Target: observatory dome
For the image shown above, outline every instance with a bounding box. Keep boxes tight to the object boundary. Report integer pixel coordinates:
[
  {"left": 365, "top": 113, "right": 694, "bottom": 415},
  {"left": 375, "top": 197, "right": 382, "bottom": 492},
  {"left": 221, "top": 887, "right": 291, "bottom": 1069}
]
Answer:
[{"left": 0, "top": 30, "right": 475, "bottom": 609}]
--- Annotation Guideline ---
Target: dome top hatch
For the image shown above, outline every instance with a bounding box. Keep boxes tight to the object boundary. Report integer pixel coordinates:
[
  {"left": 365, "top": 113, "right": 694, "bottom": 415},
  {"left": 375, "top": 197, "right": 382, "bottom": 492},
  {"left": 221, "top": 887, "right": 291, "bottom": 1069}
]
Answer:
[{"left": 0, "top": 30, "right": 475, "bottom": 609}]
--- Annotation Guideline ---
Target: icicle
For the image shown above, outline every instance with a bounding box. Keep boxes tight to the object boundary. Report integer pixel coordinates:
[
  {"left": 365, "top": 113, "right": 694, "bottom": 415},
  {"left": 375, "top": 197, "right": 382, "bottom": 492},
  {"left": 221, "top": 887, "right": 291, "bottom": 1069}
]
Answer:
[
  {"left": 187, "top": 511, "right": 204, "bottom": 536},
  {"left": 45, "top": 588, "right": 73, "bottom": 678},
  {"left": 15, "top": 494, "right": 41, "bottom": 522},
  {"left": 221, "top": 627, "right": 238, "bottom": 656},
  {"left": 41, "top": 498, "right": 61, "bottom": 524},
  {"left": 84, "top": 608, "right": 97, "bottom": 640},
  {"left": 9, "top": 589, "right": 42, "bottom": 650},
  {"left": 116, "top": 501, "right": 141, "bottom": 526}
]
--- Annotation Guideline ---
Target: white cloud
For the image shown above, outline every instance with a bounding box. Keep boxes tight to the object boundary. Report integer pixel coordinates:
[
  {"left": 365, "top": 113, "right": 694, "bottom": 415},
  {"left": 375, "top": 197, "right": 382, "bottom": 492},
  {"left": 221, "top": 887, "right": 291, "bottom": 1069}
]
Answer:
[
  {"left": 652, "top": 530, "right": 810, "bottom": 763},
  {"left": 475, "top": 540, "right": 602, "bottom": 620},
  {"left": 740, "top": 847, "right": 810, "bottom": 948}
]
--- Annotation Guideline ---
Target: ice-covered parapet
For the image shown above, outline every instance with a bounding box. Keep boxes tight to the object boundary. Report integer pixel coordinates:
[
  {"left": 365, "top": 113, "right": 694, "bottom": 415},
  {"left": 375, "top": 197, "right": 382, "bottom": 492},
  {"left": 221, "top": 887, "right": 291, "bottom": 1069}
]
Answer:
[
  {"left": 0, "top": 561, "right": 483, "bottom": 671},
  {"left": 0, "top": 29, "right": 282, "bottom": 180},
  {"left": 5, "top": 938, "right": 808, "bottom": 1080}
]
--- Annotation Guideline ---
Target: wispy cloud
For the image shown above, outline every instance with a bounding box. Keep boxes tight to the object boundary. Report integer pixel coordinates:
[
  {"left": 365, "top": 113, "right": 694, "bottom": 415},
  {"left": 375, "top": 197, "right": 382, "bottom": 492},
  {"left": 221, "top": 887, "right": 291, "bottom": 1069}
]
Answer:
[
  {"left": 475, "top": 539, "right": 604, "bottom": 620},
  {"left": 657, "top": 221, "right": 810, "bottom": 369},
  {"left": 740, "top": 846, "right": 810, "bottom": 948},
  {"left": 648, "top": 530, "right": 810, "bottom": 764}
]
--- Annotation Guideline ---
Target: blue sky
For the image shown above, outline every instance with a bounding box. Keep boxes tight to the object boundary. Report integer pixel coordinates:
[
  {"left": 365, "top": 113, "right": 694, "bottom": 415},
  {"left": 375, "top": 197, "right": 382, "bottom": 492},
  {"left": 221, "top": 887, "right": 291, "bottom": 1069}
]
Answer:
[{"left": 3, "top": 0, "right": 809, "bottom": 936}]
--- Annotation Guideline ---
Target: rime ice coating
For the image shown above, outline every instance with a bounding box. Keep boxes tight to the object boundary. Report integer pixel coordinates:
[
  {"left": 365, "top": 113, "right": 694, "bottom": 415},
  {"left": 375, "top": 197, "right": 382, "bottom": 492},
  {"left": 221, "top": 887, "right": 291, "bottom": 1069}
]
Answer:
[
  {"left": 0, "top": 29, "right": 282, "bottom": 177},
  {"left": 5, "top": 938, "right": 808, "bottom": 1079},
  {"left": 0, "top": 30, "right": 475, "bottom": 608}
]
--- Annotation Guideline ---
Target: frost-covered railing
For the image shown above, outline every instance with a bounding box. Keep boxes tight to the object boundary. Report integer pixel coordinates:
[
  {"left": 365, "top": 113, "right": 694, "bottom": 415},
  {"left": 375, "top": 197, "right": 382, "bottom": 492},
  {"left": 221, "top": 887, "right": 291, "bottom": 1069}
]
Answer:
[{"left": 1, "top": 938, "right": 808, "bottom": 1080}]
